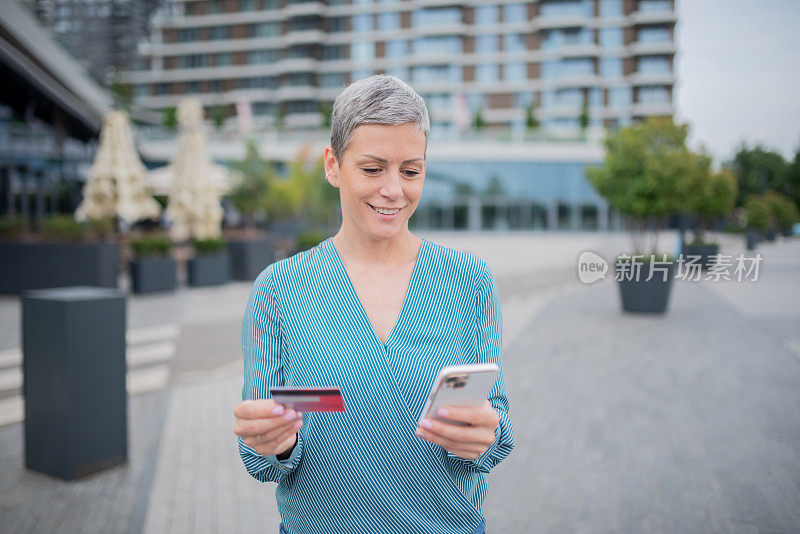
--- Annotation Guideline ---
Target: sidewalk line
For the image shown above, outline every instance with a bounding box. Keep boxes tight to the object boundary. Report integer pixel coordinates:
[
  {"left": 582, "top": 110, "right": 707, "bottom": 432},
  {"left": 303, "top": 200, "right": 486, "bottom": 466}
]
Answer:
[
  {"left": 0, "top": 395, "right": 23, "bottom": 427},
  {"left": 126, "top": 324, "right": 181, "bottom": 345},
  {"left": 128, "top": 365, "right": 172, "bottom": 396},
  {"left": 0, "top": 347, "right": 21, "bottom": 368},
  {"left": 0, "top": 366, "right": 22, "bottom": 391},
  {"left": 128, "top": 341, "right": 176, "bottom": 367}
]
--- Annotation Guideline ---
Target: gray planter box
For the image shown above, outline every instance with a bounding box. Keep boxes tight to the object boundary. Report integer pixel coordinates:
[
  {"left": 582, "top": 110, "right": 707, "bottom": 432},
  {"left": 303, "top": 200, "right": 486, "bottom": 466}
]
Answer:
[
  {"left": 746, "top": 229, "right": 760, "bottom": 250},
  {"left": 187, "top": 252, "right": 229, "bottom": 286},
  {"left": 130, "top": 257, "right": 176, "bottom": 294},
  {"left": 227, "top": 238, "right": 272, "bottom": 281},
  {"left": 682, "top": 243, "right": 719, "bottom": 270},
  {"left": 616, "top": 262, "right": 676, "bottom": 314},
  {"left": 0, "top": 241, "right": 118, "bottom": 294},
  {"left": 22, "top": 286, "right": 127, "bottom": 479}
]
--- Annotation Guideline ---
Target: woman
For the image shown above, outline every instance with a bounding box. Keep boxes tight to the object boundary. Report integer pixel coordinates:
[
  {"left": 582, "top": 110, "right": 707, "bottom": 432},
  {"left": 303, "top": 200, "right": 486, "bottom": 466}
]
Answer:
[{"left": 233, "top": 74, "right": 514, "bottom": 534}]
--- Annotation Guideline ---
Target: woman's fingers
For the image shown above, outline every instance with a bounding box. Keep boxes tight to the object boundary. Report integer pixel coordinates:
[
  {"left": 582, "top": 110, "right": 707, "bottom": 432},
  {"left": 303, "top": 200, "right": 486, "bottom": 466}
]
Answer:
[
  {"left": 243, "top": 419, "right": 302, "bottom": 454},
  {"left": 234, "top": 408, "right": 303, "bottom": 438},
  {"left": 416, "top": 416, "right": 495, "bottom": 447}
]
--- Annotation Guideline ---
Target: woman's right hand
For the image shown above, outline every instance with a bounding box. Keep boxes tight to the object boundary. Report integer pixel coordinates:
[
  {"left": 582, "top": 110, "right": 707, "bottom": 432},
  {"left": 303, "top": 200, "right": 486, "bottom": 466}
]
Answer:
[{"left": 234, "top": 399, "right": 303, "bottom": 457}]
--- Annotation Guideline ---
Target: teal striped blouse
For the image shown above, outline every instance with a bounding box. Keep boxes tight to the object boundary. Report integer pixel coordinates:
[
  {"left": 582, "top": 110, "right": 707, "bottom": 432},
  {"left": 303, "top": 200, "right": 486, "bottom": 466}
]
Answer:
[{"left": 238, "top": 236, "right": 514, "bottom": 534}]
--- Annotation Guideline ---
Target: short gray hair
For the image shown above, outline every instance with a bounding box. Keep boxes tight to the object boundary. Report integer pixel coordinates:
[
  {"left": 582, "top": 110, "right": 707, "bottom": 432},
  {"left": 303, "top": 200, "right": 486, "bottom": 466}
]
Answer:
[{"left": 330, "top": 74, "right": 430, "bottom": 164}]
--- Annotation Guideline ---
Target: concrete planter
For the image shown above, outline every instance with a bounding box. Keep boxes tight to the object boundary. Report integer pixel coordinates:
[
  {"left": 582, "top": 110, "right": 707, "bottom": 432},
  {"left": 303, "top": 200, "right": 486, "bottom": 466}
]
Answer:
[
  {"left": 129, "top": 257, "right": 176, "bottom": 294},
  {"left": 616, "top": 261, "right": 676, "bottom": 314},
  {"left": 227, "top": 238, "right": 272, "bottom": 281},
  {"left": 745, "top": 229, "right": 760, "bottom": 250},
  {"left": 187, "top": 252, "right": 229, "bottom": 287},
  {"left": 682, "top": 243, "right": 720, "bottom": 270},
  {"left": 0, "top": 241, "right": 118, "bottom": 294}
]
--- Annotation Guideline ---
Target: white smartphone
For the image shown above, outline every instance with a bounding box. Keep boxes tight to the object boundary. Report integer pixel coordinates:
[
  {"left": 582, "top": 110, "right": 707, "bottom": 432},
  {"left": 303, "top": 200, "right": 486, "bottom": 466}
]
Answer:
[{"left": 419, "top": 363, "right": 500, "bottom": 427}]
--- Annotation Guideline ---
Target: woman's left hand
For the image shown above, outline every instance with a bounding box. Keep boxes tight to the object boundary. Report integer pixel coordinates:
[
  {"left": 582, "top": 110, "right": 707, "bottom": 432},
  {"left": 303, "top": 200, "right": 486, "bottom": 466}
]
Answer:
[{"left": 415, "top": 400, "right": 499, "bottom": 460}]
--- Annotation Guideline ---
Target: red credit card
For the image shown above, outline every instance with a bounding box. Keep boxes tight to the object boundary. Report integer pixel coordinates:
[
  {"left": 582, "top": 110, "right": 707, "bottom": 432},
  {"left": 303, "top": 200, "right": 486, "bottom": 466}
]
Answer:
[{"left": 269, "top": 387, "right": 346, "bottom": 412}]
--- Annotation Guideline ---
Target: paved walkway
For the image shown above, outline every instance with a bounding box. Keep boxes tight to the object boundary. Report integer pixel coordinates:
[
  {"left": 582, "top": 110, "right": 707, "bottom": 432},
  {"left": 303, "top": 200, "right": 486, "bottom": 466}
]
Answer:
[{"left": 1, "top": 231, "right": 798, "bottom": 533}]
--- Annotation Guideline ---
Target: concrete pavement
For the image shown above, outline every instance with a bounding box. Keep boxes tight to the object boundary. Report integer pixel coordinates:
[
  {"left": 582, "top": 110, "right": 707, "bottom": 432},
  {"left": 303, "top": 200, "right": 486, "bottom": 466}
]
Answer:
[{"left": 0, "top": 231, "right": 798, "bottom": 533}]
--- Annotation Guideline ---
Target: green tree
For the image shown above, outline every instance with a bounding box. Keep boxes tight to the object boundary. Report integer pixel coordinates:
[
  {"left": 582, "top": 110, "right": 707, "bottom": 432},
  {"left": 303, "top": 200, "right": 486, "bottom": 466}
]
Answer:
[
  {"left": 579, "top": 98, "right": 589, "bottom": 132},
  {"left": 319, "top": 101, "right": 333, "bottom": 127},
  {"left": 786, "top": 145, "right": 800, "bottom": 212},
  {"left": 212, "top": 102, "right": 226, "bottom": 131},
  {"left": 525, "top": 103, "right": 540, "bottom": 131},
  {"left": 163, "top": 106, "right": 177, "bottom": 131},
  {"left": 728, "top": 144, "right": 789, "bottom": 207},
  {"left": 744, "top": 194, "right": 770, "bottom": 231},
  {"left": 688, "top": 152, "right": 738, "bottom": 244},
  {"left": 483, "top": 175, "right": 506, "bottom": 198},
  {"left": 227, "top": 140, "right": 278, "bottom": 229},
  {"left": 764, "top": 190, "right": 799, "bottom": 233},
  {"left": 586, "top": 117, "right": 695, "bottom": 254},
  {"left": 473, "top": 107, "right": 486, "bottom": 130}
]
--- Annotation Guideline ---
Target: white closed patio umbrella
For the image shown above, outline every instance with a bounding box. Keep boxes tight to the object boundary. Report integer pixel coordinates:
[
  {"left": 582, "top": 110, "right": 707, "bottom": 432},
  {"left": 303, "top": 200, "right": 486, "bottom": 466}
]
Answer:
[
  {"left": 164, "top": 97, "right": 226, "bottom": 241},
  {"left": 75, "top": 109, "right": 161, "bottom": 225}
]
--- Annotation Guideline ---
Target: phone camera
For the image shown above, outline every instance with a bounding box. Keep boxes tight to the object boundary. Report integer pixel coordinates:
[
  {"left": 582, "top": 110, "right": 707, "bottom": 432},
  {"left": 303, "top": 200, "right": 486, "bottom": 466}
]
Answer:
[{"left": 445, "top": 374, "right": 468, "bottom": 389}]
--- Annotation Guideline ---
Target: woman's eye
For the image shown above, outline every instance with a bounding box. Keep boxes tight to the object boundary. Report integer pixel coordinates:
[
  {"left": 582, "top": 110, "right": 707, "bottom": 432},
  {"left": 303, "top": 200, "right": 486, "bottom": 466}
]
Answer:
[
  {"left": 362, "top": 168, "right": 380, "bottom": 174},
  {"left": 404, "top": 171, "right": 420, "bottom": 177}
]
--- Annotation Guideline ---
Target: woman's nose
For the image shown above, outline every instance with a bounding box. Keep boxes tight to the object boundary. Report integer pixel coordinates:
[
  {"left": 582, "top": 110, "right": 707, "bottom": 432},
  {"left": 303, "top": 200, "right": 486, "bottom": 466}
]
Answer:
[{"left": 380, "top": 170, "right": 404, "bottom": 198}]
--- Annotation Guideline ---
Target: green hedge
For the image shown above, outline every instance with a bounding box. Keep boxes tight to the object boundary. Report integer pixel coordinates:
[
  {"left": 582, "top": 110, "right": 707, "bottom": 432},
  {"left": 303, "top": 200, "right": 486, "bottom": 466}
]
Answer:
[{"left": 132, "top": 235, "right": 172, "bottom": 257}]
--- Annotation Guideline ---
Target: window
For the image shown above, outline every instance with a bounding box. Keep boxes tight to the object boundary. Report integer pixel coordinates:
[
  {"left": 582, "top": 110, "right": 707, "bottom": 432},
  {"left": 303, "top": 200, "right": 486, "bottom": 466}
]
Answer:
[
  {"left": 637, "top": 86, "right": 669, "bottom": 103},
  {"left": 323, "top": 45, "right": 348, "bottom": 60},
  {"left": 608, "top": 87, "right": 631, "bottom": 106},
  {"left": 329, "top": 17, "right": 347, "bottom": 33},
  {"left": 413, "top": 36, "right": 461, "bottom": 56},
  {"left": 248, "top": 50, "right": 278, "bottom": 64},
  {"left": 186, "top": 81, "right": 200, "bottom": 94},
  {"left": 541, "top": 90, "right": 555, "bottom": 108},
  {"left": 475, "top": 63, "right": 498, "bottom": 82},
  {"left": 134, "top": 85, "right": 149, "bottom": 98},
  {"left": 254, "top": 22, "right": 279, "bottom": 38},
  {"left": 517, "top": 91, "right": 535, "bottom": 108},
  {"left": 504, "top": 62, "right": 526, "bottom": 81},
  {"left": 412, "top": 65, "right": 461, "bottom": 83},
  {"left": 504, "top": 3, "right": 527, "bottom": 23},
  {"left": 351, "top": 41, "right": 374, "bottom": 63},
  {"left": 599, "top": 0, "right": 623, "bottom": 17},
  {"left": 504, "top": 33, "right": 526, "bottom": 52},
  {"left": 210, "top": 26, "right": 231, "bottom": 40},
  {"left": 353, "top": 14, "right": 373, "bottom": 32},
  {"left": 426, "top": 93, "right": 453, "bottom": 110},
  {"left": 216, "top": 53, "right": 232, "bottom": 66},
  {"left": 475, "top": 34, "right": 498, "bottom": 54},
  {"left": 378, "top": 12, "right": 400, "bottom": 31},
  {"left": 179, "top": 28, "right": 199, "bottom": 42},
  {"left": 599, "top": 28, "right": 623, "bottom": 48},
  {"left": 542, "top": 28, "right": 592, "bottom": 49},
  {"left": 320, "top": 73, "right": 346, "bottom": 87},
  {"left": 638, "top": 55, "right": 670, "bottom": 74},
  {"left": 555, "top": 88, "right": 583, "bottom": 106},
  {"left": 386, "top": 39, "right": 408, "bottom": 57},
  {"left": 181, "top": 54, "right": 207, "bottom": 68},
  {"left": 352, "top": 69, "right": 374, "bottom": 81},
  {"left": 589, "top": 88, "right": 603, "bottom": 107},
  {"left": 289, "top": 16, "right": 319, "bottom": 32},
  {"left": 287, "top": 100, "right": 318, "bottom": 114},
  {"left": 638, "top": 26, "right": 670, "bottom": 43},
  {"left": 475, "top": 5, "right": 498, "bottom": 25},
  {"left": 638, "top": 0, "right": 671, "bottom": 12},
  {"left": 540, "top": 0, "right": 592, "bottom": 18},
  {"left": 412, "top": 7, "right": 461, "bottom": 28},
  {"left": 287, "top": 73, "right": 313, "bottom": 86},
  {"left": 600, "top": 58, "right": 622, "bottom": 77},
  {"left": 252, "top": 102, "right": 276, "bottom": 116}
]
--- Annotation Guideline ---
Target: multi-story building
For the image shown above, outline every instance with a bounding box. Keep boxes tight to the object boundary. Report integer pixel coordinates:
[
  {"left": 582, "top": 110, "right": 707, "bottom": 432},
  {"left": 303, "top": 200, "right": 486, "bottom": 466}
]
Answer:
[
  {"left": 32, "top": 0, "right": 161, "bottom": 87},
  {"left": 123, "top": 0, "right": 675, "bottom": 136}
]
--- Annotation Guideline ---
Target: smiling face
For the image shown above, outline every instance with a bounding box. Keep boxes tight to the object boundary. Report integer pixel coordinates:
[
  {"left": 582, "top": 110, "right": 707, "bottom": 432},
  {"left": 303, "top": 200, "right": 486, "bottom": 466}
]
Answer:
[{"left": 324, "top": 123, "right": 426, "bottom": 242}]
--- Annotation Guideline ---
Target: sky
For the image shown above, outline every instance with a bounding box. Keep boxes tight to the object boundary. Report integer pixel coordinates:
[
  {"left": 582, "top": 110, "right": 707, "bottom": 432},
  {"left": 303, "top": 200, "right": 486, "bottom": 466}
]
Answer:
[{"left": 676, "top": 0, "right": 800, "bottom": 164}]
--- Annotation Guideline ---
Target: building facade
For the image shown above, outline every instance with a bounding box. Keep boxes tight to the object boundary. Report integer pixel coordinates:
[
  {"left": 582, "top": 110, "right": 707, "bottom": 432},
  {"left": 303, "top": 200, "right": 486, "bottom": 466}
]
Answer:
[{"left": 123, "top": 0, "right": 675, "bottom": 136}]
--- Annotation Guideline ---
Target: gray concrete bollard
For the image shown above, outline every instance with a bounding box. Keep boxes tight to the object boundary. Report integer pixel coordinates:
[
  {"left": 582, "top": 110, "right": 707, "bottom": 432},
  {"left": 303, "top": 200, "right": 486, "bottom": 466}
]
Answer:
[{"left": 22, "top": 286, "right": 127, "bottom": 480}]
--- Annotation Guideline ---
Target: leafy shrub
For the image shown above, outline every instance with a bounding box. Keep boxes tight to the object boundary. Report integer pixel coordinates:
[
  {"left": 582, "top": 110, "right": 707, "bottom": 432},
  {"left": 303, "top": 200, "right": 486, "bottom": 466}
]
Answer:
[
  {"left": 40, "top": 214, "right": 83, "bottom": 241},
  {"left": 0, "top": 216, "right": 25, "bottom": 237},
  {"left": 744, "top": 195, "right": 770, "bottom": 231},
  {"left": 191, "top": 237, "right": 226, "bottom": 255},
  {"left": 296, "top": 230, "right": 328, "bottom": 252},
  {"left": 132, "top": 235, "right": 171, "bottom": 257}
]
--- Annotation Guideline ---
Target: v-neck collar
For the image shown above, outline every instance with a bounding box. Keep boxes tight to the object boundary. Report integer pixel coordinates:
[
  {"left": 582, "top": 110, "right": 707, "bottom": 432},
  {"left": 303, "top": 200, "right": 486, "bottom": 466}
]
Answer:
[{"left": 326, "top": 236, "right": 428, "bottom": 351}]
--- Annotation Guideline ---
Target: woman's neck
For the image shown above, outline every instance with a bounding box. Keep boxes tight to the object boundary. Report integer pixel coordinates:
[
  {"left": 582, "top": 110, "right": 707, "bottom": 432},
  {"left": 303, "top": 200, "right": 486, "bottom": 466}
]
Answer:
[{"left": 331, "top": 224, "right": 421, "bottom": 268}]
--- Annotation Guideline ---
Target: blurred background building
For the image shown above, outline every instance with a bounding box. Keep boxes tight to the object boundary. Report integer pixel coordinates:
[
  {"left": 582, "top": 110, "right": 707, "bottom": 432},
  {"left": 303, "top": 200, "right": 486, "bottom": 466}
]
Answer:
[
  {"left": 0, "top": 1, "right": 113, "bottom": 220},
  {"left": 2, "top": 0, "right": 677, "bottom": 231}
]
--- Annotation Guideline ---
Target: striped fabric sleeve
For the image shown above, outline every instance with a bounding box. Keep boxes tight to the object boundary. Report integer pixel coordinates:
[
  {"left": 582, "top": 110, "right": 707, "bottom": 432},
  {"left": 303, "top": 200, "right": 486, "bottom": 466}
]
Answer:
[
  {"left": 238, "top": 265, "right": 304, "bottom": 483},
  {"left": 446, "top": 262, "right": 515, "bottom": 473}
]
